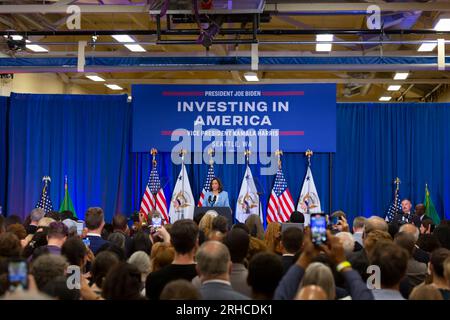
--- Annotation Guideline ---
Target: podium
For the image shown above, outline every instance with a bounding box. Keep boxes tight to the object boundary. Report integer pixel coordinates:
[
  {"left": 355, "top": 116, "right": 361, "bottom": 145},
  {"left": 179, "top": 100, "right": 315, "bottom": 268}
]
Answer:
[{"left": 194, "top": 207, "right": 233, "bottom": 230}]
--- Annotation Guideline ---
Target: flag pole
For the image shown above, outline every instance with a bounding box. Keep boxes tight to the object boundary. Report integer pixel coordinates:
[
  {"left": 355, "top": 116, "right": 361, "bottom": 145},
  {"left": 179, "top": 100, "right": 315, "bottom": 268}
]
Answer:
[
  {"left": 305, "top": 149, "right": 313, "bottom": 216},
  {"left": 394, "top": 177, "right": 401, "bottom": 215},
  {"left": 151, "top": 148, "right": 158, "bottom": 214},
  {"left": 275, "top": 149, "right": 283, "bottom": 215},
  {"left": 179, "top": 148, "right": 186, "bottom": 220}
]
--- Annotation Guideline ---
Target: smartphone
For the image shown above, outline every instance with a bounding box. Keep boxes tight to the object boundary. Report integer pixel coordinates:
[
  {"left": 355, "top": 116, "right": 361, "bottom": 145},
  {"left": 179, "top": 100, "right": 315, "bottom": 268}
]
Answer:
[
  {"left": 82, "top": 238, "right": 91, "bottom": 248},
  {"left": 76, "top": 220, "right": 85, "bottom": 236},
  {"left": 151, "top": 216, "right": 162, "bottom": 228},
  {"left": 311, "top": 214, "right": 327, "bottom": 246},
  {"left": 8, "top": 259, "right": 28, "bottom": 291}
]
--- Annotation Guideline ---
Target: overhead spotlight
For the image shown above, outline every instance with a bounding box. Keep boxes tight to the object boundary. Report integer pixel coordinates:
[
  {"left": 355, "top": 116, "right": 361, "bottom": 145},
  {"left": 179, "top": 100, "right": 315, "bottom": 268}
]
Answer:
[
  {"left": 201, "top": 0, "right": 213, "bottom": 10},
  {"left": 5, "top": 35, "right": 26, "bottom": 52},
  {"left": 197, "top": 15, "right": 224, "bottom": 49},
  {"left": 379, "top": 96, "right": 392, "bottom": 102}
]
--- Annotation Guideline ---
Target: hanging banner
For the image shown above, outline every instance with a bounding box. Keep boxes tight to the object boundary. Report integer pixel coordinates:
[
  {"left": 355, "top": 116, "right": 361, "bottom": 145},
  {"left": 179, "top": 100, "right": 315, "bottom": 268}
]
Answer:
[{"left": 132, "top": 84, "right": 336, "bottom": 153}]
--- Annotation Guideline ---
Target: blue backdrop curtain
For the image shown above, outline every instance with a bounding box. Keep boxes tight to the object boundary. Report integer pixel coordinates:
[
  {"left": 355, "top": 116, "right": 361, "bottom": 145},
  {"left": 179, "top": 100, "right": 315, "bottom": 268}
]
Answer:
[
  {"left": 333, "top": 103, "right": 450, "bottom": 223},
  {"left": 7, "top": 93, "right": 129, "bottom": 221},
  {"left": 2, "top": 94, "right": 450, "bottom": 224},
  {"left": 0, "top": 96, "right": 8, "bottom": 214}
]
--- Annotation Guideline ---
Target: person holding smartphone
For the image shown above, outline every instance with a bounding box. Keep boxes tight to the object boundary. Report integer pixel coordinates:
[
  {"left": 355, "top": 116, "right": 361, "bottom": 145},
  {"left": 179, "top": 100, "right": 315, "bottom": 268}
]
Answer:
[{"left": 274, "top": 223, "right": 374, "bottom": 300}]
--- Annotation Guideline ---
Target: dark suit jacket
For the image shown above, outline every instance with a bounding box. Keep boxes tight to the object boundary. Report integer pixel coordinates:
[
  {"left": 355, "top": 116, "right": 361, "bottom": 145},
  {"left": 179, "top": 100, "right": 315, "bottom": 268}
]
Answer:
[
  {"left": 392, "top": 212, "right": 421, "bottom": 227},
  {"left": 281, "top": 255, "right": 295, "bottom": 275},
  {"left": 348, "top": 249, "right": 369, "bottom": 281},
  {"left": 86, "top": 235, "right": 109, "bottom": 255},
  {"left": 200, "top": 281, "right": 251, "bottom": 300},
  {"left": 413, "top": 246, "right": 430, "bottom": 264}
]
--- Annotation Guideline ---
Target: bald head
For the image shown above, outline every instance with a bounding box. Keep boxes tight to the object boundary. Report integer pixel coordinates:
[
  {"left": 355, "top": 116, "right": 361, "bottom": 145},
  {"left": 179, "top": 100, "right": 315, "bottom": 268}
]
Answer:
[
  {"left": 365, "top": 216, "right": 388, "bottom": 235},
  {"left": 295, "top": 285, "right": 328, "bottom": 300},
  {"left": 399, "top": 223, "right": 420, "bottom": 242},
  {"left": 196, "top": 240, "right": 231, "bottom": 279}
]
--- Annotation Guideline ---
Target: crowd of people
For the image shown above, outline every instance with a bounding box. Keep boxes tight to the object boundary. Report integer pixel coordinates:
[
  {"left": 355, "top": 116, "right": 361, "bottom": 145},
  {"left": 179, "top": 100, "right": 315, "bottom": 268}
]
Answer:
[{"left": 0, "top": 202, "right": 449, "bottom": 300}]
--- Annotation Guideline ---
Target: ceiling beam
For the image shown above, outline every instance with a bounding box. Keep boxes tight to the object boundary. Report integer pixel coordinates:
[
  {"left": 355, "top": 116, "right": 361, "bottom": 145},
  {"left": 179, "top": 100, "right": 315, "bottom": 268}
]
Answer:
[
  {"left": 0, "top": 4, "right": 149, "bottom": 14},
  {"left": 69, "top": 78, "right": 450, "bottom": 85},
  {"left": 0, "top": 2, "right": 449, "bottom": 14},
  {"left": 265, "top": 2, "right": 450, "bottom": 13}
]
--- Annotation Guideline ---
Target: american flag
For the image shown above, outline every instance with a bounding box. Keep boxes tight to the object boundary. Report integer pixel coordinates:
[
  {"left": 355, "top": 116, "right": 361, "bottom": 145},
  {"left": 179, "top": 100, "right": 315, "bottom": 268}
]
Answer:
[
  {"left": 267, "top": 168, "right": 295, "bottom": 223},
  {"left": 198, "top": 165, "right": 215, "bottom": 207},
  {"left": 36, "top": 178, "right": 53, "bottom": 213},
  {"left": 385, "top": 188, "right": 401, "bottom": 223},
  {"left": 140, "top": 162, "right": 169, "bottom": 224}
]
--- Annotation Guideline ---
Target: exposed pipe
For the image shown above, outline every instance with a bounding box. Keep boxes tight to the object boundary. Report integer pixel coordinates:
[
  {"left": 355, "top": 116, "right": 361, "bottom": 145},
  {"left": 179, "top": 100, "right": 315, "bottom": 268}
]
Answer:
[
  {"left": 17, "top": 40, "right": 448, "bottom": 46},
  {"left": 1, "top": 29, "right": 450, "bottom": 37}
]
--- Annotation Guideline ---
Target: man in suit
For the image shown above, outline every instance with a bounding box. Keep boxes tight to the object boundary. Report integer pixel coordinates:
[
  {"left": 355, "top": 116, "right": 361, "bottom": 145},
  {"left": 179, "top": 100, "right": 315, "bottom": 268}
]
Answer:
[
  {"left": 196, "top": 240, "right": 250, "bottom": 300},
  {"left": 415, "top": 203, "right": 426, "bottom": 221},
  {"left": 84, "top": 207, "right": 109, "bottom": 255},
  {"left": 394, "top": 232, "right": 428, "bottom": 288},
  {"left": 280, "top": 227, "right": 303, "bottom": 274},
  {"left": 393, "top": 199, "right": 421, "bottom": 227},
  {"left": 26, "top": 208, "right": 46, "bottom": 235},
  {"left": 399, "top": 223, "right": 430, "bottom": 264}
]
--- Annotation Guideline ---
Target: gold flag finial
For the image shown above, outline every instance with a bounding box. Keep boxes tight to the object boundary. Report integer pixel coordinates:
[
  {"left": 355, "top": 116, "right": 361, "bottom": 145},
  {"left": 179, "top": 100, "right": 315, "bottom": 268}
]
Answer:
[
  {"left": 305, "top": 149, "right": 313, "bottom": 166},
  {"left": 244, "top": 149, "right": 251, "bottom": 164},
  {"left": 208, "top": 148, "right": 215, "bottom": 166},
  {"left": 179, "top": 148, "right": 187, "bottom": 161},
  {"left": 275, "top": 149, "right": 283, "bottom": 169},
  {"left": 151, "top": 148, "right": 158, "bottom": 166},
  {"left": 394, "top": 177, "right": 401, "bottom": 191}
]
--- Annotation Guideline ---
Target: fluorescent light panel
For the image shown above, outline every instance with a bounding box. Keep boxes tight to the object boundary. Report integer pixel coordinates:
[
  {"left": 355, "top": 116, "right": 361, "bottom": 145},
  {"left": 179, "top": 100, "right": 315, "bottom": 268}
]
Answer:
[
  {"left": 124, "top": 44, "right": 146, "bottom": 52},
  {"left": 26, "top": 44, "right": 48, "bottom": 52},
  {"left": 379, "top": 96, "right": 392, "bottom": 101},
  {"left": 388, "top": 85, "right": 401, "bottom": 91},
  {"left": 112, "top": 35, "right": 135, "bottom": 43},
  {"left": 418, "top": 43, "right": 437, "bottom": 52},
  {"left": 85, "top": 75, "right": 105, "bottom": 82},
  {"left": 105, "top": 84, "right": 123, "bottom": 90},
  {"left": 244, "top": 72, "right": 259, "bottom": 82},
  {"left": 316, "top": 34, "right": 333, "bottom": 52},
  {"left": 434, "top": 18, "right": 450, "bottom": 31},
  {"left": 394, "top": 72, "right": 409, "bottom": 80}
]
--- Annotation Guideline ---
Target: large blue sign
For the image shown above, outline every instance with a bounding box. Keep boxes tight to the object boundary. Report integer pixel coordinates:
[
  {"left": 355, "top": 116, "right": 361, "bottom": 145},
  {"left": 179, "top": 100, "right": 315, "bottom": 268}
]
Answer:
[{"left": 132, "top": 84, "right": 336, "bottom": 153}]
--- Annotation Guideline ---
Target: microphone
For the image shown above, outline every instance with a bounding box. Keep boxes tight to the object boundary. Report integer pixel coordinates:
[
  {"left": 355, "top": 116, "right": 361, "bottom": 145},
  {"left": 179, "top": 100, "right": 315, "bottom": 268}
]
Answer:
[{"left": 208, "top": 195, "right": 217, "bottom": 206}]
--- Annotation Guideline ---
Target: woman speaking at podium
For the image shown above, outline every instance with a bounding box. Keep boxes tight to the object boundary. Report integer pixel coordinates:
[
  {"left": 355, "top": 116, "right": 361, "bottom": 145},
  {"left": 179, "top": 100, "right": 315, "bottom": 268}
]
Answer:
[{"left": 202, "top": 177, "right": 230, "bottom": 208}]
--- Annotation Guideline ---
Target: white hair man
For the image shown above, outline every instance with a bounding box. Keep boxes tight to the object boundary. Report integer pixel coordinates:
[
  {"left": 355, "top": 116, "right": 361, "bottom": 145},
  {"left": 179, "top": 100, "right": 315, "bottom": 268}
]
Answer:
[{"left": 27, "top": 208, "right": 46, "bottom": 234}]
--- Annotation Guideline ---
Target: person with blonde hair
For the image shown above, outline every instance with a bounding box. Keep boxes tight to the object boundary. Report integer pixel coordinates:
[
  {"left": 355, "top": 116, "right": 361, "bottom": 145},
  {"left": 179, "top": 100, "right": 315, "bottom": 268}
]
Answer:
[
  {"left": 198, "top": 212, "right": 216, "bottom": 240},
  {"left": 264, "top": 222, "right": 282, "bottom": 255},
  {"left": 150, "top": 242, "right": 175, "bottom": 272},
  {"left": 245, "top": 214, "right": 264, "bottom": 240}
]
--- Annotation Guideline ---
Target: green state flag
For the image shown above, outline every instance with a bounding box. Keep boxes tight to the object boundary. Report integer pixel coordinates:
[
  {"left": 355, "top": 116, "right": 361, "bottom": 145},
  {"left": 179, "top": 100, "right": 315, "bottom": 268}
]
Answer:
[
  {"left": 59, "top": 176, "right": 77, "bottom": 218},
  {"left": 424, "top": 184, "right": 440, "bottom": 225}
]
